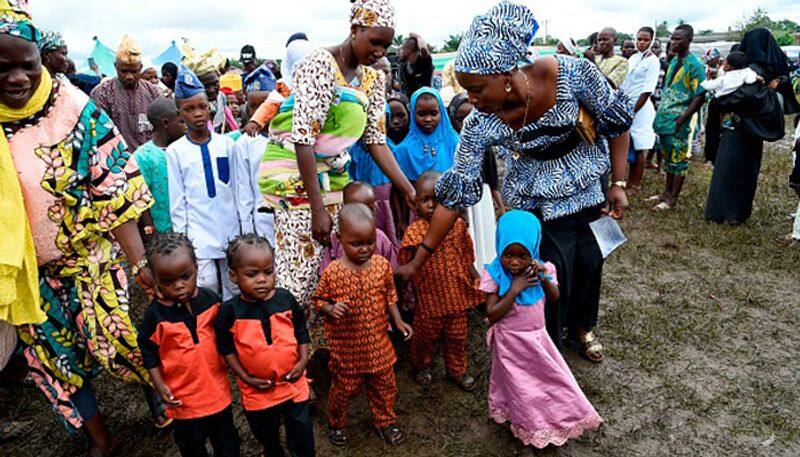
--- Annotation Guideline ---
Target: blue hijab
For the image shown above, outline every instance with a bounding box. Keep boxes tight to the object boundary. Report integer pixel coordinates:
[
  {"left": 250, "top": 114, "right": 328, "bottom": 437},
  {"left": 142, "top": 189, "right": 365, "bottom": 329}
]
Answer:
[
  {"left": 394, "top": 87, "right": 460, "bottom": 181},
  {"left": 485, "top": 210, "right": 545, "bottom": 305}
]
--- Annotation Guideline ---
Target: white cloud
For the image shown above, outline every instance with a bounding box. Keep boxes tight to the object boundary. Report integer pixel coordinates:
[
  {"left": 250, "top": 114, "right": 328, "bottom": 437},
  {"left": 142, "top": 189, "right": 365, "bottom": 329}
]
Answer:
[{"left": 29, "top": 0, "right": 800, "bottom": 66}]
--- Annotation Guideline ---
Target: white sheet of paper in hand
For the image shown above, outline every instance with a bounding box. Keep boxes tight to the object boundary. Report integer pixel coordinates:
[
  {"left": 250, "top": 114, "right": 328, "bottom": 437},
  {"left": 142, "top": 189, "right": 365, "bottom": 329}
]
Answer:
[{"left": 589, "top": 216, "right": 627, "bottom": 259}]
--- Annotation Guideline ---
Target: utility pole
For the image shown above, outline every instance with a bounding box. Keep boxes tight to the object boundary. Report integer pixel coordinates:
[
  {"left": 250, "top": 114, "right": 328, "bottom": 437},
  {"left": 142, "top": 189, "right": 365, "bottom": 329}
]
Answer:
[{"left": 543, "top": 19, "right": 551, "bottom": 43}]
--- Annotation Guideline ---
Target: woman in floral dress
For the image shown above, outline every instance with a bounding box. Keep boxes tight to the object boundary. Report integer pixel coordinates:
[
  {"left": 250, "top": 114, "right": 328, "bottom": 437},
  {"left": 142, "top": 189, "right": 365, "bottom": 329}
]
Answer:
[{"left": 0, "top": 4, "right": 162, "bottom": 455}]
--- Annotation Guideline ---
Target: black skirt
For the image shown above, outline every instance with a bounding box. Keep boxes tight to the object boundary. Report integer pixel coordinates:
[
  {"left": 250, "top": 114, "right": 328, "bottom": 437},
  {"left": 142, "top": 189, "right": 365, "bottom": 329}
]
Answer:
[
  {"left": 704, "top": 127, "right": 764, "bottom": 224},
  {"left": 536, "top": 205, "right": 605, "bottom": 349}
]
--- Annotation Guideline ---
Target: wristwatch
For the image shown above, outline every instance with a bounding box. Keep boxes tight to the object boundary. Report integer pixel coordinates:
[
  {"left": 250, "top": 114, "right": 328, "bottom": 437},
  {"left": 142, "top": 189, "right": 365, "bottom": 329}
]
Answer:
[
  {"left": 131, "top": 259, "right": 148, "bottom": 277},
  {"left": 610, "top": 180, "right": 627, "bottom": 190}
]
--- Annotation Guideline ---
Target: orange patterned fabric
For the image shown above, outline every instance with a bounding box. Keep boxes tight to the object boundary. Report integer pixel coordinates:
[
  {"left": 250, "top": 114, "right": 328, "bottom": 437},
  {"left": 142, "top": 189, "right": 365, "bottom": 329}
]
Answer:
[
  {"left": 312, "top": 256, "right": 398, "bottom": 375},
  {"left": 399, "top": 218, "right": 484, "bottom": 317},
  {"left": 327, "top": 367, "right": 397, "bottom": 429},
  {"left": 410, "top": 312, "right": 468, "bottom": 377}
]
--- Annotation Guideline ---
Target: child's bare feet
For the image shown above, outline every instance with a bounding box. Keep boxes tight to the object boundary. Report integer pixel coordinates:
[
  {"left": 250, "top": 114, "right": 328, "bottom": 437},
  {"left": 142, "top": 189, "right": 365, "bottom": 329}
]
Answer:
[{"left": 88, "top": 435, "right": 118, "bottom": 457}]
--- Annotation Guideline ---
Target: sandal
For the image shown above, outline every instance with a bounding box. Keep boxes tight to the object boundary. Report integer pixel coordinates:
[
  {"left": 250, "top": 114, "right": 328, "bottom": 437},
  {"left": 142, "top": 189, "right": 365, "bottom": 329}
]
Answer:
[
  {"left": 651, "top": 202, "right": 673, "bottom": 212},
  {"left": 328, "top": 429, "right": 347, "bottom": 446},
  {"left": 0, "top": 421, "right": 31, "bottom": 442},
  {"left": 153, "top": 413, "right": 173, "bottom": 430},
  {"left": 577, "top": 331, "right": 604, "bottom": 363},
  {"left": 449, "top": 374, "right": 478, "bottom": 392},
  {"left": 413, "top": 369, "right": 432, "bottom": 386},
  {"left": 378, "top": 425, "right": 406, "bottom": 446},
  {"left": 646, "top": 194, "right": 664, "bottom": 203}
]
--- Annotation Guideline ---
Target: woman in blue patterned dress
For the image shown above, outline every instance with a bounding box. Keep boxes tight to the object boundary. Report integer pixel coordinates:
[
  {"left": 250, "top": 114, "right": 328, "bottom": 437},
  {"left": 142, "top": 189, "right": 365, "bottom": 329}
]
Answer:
[{"left": 397, "top": 1, "right": 633, "bottom": 362}]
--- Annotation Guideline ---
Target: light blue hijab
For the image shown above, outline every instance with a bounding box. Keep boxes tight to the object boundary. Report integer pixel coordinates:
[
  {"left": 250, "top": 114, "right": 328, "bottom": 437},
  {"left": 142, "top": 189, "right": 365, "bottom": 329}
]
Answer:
[
  {"left": 394, "top": 87, "right": 459, "bottom": 181},
  {"left": 485, "top": 210, "right": 545, "bottom": 306}
]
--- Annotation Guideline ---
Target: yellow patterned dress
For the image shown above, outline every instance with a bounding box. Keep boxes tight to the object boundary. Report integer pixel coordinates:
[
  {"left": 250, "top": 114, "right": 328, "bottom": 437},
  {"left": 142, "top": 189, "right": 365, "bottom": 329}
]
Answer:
[{"left": 8, "top": 77, "right": 153, "bottom": 431}]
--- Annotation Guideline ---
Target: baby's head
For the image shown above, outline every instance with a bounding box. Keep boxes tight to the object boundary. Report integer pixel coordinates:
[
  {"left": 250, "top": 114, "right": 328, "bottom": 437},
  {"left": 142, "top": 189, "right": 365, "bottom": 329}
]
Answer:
[
  {"left": 723, "top": 51, "right": 748, "bottom": 72},
  {"left": 226, "top": 234, "right": 275, "bottom": 302},
  {"left": 413, "top": 90, "right": 442, "bottom": 135},
  {"left": 147, "top": 232, "right": 198, "bottom": 304},
  {"left": 414, "top": 170, "right": 441, "bottom": 221},
  {"left": 338, "top": 203, "right": 377, "bottom": 265},
  {"left": 343, "top": 181, "right": 376, "bottom": 213}
]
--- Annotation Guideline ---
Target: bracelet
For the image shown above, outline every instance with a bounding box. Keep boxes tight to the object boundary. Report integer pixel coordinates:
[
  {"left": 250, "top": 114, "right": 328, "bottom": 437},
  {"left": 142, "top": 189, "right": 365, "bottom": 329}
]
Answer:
[
  {"left": 131, "top": 259, "right": 148, "bottom": 277},
  {"left": 610, "top": 180, "right": 627, "bottom": 190},
  {"left": 420, "top": 242, "right": 435, "bottom": 254}
]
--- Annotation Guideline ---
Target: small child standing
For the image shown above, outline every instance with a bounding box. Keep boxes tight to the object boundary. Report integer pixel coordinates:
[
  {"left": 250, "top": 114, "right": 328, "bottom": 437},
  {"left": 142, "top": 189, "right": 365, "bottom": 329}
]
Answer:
[
  {"left": 400, "top": 171, "right": 483, "bottom": 390},
  {"left": 215, "top": 235, "right": 314, "bottom": 456},
  {"left": 319, "top": 181, "right": 397, "bottom": 274},
  {"left": 313, "top": 203, "right": 413, "bottom": 447},
  {"left": 167, "top": 65, "right": 240, "bottom": 300},
  {"left": 137, "top": 233, "right": 240, "bottom": 457},
  {"left": 134, "top": 97, "right": 187, "bottom": 233},
  {"left": 481, "top": 211, "right": 602, "bottom": 449}
]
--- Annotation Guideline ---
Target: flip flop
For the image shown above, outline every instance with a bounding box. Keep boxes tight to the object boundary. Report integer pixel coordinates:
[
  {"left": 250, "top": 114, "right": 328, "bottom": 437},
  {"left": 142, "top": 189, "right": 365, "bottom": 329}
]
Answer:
[{"left": 651, "top": 202, "right": 673, "bottom": 212}]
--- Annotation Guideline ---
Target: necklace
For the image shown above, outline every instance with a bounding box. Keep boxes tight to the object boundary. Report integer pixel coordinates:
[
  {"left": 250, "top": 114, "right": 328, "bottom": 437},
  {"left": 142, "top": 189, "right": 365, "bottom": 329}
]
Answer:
[{"left": 499, "top": 69, "right": 533, "bottom": 160}]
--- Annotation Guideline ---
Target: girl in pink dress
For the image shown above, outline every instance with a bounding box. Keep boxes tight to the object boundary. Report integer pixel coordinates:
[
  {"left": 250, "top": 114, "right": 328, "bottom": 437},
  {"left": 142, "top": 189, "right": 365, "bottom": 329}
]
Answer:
[{"left": 481, "top": 210, "right": 603, "bottom": 449}]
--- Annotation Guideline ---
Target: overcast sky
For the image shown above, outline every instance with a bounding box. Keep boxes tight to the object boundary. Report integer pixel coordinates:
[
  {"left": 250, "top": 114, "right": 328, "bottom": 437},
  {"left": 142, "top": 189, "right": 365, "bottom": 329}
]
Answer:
[{"left": 31, "top": 0, "right": 800, "bottom": 64}]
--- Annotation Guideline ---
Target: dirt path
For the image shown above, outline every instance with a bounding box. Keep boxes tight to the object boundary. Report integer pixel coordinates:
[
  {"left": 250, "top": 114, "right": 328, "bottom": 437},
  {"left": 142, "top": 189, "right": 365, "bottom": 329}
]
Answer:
[{"left": 2, "top": 139, "right": 799, "bottom": 456}]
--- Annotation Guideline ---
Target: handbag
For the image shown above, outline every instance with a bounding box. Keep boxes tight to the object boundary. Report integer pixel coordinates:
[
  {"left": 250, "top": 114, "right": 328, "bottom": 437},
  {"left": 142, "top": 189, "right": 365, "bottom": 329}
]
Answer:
[{"left": 576, "top": 106, "right": 597, "bottom": 145}]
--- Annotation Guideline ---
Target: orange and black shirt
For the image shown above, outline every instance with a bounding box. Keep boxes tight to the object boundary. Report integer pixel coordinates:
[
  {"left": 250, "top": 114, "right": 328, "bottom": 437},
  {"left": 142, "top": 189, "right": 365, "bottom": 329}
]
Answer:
[
  {"left": 137, "top": 288, "right": 232, "bottom": 420},
  {"left": 215, "top": 289, "right": 310, "bottom": 411}
]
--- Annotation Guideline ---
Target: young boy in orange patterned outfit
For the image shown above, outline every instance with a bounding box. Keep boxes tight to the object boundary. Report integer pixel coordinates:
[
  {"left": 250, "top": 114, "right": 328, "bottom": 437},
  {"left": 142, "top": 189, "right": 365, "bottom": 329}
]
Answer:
[
  {"left": 400, "top": 171, "right": 484, "bottom": 391},
  {"left": 313, "top": 203, "right": 412, "bottom": 447}
]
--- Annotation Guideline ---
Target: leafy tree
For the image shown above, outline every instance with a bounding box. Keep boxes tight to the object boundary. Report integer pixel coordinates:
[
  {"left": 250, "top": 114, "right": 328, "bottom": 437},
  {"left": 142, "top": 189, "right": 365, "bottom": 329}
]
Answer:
[
  {"left": 440, "top": 34, "right": 463, "bottom": 53},
  {"left": 656, "top": 20, "right": 669, "bottom": 37}
]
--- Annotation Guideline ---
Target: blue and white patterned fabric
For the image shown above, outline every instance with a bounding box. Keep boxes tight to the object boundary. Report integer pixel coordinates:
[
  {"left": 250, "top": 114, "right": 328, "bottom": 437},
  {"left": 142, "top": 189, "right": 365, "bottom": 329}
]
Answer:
[
  {"left": 454, "top": 1, "right": 538, "bottom": 75},
  {"left": 435, "top": 55, "right": 633, "bottom": 221}
]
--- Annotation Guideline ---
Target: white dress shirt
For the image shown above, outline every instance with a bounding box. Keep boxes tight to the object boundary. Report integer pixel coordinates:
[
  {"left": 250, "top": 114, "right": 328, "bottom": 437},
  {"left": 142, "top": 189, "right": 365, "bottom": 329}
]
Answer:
[
  {"left": 234, "top": 133, "right": 275, "bottom": 243},
  {"left": 167, "top": 133, "right": 240, "bottom": 259}
]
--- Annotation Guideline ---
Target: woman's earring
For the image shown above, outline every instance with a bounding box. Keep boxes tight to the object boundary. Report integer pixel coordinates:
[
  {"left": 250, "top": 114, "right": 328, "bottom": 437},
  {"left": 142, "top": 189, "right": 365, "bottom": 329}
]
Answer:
[{"left": 505, "top": 82, "right": 512, "bottom": 93}]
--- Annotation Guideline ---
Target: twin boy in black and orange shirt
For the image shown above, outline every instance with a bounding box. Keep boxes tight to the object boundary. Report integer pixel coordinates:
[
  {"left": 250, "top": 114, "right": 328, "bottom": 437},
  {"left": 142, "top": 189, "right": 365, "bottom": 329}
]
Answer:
[{"left": 138, "top": 233, "right": 314, "bottom": 457}]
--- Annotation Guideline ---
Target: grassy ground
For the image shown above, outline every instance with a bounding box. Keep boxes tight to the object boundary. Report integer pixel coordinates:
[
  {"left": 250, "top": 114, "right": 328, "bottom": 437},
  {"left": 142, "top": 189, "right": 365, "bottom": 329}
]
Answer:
[{"left": 2, "top": 135, "right": 800, "bottom": 457}]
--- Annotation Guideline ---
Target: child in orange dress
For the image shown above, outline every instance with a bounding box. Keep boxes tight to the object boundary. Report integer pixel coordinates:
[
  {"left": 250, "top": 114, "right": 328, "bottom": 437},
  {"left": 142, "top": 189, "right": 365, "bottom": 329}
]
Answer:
[
  {"left": 399, "top": 171, "right": 484, "bottom": 391},
  {"left": 313, "top": 203, "right": 413, "bottom": 447}
]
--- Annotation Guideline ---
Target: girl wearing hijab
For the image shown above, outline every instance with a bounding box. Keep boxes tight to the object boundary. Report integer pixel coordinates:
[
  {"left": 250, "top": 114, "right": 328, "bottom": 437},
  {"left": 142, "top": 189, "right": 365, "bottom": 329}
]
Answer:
[
  {"left": 397, "top": 1, "right": 632, "bottom": 363},
  {"left": 387, "top": 92, "right": 410, "bottom": 144},
  {"left": 704, "top": 28, "right": 787, "bottom": 224},
  {"left": 257, "top": 1, "right": 415, "bottom": 421},
  {"left": 480, "top": 211, "right": 602, "bottom": 449},
  {"left": 393, "top": 87, "right": 459, "bottom": 181}
]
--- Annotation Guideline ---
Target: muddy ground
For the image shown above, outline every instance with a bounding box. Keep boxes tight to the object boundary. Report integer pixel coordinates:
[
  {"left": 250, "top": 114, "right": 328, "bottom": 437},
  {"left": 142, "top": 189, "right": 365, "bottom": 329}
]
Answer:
[{"left": 2, "top": 136, "right": 800, "bottom": 456}]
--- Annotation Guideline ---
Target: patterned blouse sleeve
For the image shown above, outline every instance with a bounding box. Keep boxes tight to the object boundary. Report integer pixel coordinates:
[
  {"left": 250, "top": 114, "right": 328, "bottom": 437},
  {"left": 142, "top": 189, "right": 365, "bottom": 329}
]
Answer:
[
  {"left": 290, "top": 50, "right": 336, "bottom": 146},
  {"left": 312, "top": 267, "right": 334, "bottom": 311},
  {"left": 85, "top": 100, "right": 152, "bottom": 233},
  {"left": 362, "top": 68, "right": 388, "bottom": 145},
  {"left": 382, "top": 259, "right": 399, "bottom": 308},
  {"left": 435, "top": 110, "right": 502, "bottom": 212},
  {"left": 570, "top": 57, "right": 633, "bottom": 138}
]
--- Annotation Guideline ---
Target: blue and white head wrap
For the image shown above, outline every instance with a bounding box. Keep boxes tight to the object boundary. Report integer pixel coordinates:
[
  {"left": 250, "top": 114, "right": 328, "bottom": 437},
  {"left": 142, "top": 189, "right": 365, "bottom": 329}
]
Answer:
[
  {"left": 454, "top": 1, "right": 539, "bottom": 75},
  {"left": 174, "top": 65, "right": 205, "bottom": 100}
]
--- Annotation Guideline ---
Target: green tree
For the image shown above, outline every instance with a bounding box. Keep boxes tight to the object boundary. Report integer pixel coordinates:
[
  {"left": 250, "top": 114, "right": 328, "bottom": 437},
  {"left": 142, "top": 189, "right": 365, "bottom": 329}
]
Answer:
[
  {"left": 656, "top": 20, "right": 669, "bottom": 37},
  {"left": 440, "top": 34, "right": 463, "bottom": 53}
]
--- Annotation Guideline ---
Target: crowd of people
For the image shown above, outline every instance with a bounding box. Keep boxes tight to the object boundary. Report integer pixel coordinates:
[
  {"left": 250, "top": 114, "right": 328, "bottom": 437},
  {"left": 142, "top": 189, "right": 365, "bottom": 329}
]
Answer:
[{"left": 1, "top": 0, "right": 798, "bottom": 455}]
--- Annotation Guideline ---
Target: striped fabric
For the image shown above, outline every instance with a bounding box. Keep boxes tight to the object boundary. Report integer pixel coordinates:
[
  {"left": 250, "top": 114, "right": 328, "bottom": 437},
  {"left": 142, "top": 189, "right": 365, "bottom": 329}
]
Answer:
[
  {"left": 436, "top": 55, "right": 634, "bottom": 221},
  {"left": 454, "top": 1, "right": 539, "bottom": 76}
]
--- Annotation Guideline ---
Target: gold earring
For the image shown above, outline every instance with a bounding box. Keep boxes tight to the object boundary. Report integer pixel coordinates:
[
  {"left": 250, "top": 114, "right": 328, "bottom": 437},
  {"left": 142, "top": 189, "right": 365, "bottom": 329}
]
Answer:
[{"left": 505, "top": 82, "right": 512, "bottom": 93}]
